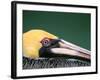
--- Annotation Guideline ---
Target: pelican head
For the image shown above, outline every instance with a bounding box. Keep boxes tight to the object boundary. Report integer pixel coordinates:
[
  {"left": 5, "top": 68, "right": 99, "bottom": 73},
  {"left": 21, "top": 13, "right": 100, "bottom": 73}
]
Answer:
[{"left": 23, "top": 29, "right": 90, "bottom": 61}]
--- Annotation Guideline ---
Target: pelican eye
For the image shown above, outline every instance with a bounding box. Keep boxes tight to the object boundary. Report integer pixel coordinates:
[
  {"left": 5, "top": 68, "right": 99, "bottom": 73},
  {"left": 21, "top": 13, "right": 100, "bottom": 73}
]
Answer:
[{"left": 40, "top": 38, "right": 51, "bottom": 47}]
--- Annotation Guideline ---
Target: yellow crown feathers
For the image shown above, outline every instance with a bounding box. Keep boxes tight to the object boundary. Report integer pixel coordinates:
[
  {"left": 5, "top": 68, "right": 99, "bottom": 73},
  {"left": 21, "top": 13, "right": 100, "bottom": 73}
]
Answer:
[{"left": 23, "top": 29, "right": 58, "bottom": 59}]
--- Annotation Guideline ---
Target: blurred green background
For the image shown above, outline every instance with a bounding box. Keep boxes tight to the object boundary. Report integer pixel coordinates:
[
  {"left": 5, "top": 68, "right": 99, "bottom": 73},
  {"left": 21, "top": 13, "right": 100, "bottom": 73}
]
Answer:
[{"left": 23, "top": 10, "right": 91, "bottom": 50}]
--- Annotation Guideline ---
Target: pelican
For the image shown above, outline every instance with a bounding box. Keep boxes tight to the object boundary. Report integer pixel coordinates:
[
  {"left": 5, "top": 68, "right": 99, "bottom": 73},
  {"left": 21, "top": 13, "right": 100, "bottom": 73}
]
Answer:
[{"left": 23, "top": 29, "right": 90, "bottom": 61}]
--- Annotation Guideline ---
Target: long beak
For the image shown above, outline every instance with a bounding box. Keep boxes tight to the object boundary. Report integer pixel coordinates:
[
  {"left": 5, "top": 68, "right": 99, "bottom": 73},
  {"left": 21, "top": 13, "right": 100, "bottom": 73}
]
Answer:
[{"left": 50, "top": 39, "right": 91, "bottom": 60}]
